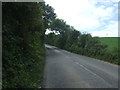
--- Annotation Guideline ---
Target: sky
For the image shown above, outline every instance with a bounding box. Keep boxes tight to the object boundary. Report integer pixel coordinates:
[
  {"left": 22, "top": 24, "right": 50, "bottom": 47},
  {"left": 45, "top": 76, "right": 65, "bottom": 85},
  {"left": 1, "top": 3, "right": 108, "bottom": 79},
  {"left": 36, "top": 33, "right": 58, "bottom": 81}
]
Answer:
[{"left": 45, "top": 0, "right": 119, "bottom": 37}]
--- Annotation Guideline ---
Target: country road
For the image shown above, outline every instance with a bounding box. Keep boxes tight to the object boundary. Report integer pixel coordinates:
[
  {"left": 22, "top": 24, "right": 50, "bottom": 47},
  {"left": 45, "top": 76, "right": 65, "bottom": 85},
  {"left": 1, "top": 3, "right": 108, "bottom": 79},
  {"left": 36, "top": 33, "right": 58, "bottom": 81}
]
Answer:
[{"left": 42, "top": 44, "right": 118, "bottom": 88}]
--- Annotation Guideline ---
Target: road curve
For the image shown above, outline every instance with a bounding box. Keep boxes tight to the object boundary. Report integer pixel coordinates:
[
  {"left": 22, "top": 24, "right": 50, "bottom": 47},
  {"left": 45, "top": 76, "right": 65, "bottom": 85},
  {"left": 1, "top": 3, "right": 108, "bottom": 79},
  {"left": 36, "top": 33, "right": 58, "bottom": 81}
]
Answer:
[{"left": 42, "top": 44, "right": 118, "bottom": 88}]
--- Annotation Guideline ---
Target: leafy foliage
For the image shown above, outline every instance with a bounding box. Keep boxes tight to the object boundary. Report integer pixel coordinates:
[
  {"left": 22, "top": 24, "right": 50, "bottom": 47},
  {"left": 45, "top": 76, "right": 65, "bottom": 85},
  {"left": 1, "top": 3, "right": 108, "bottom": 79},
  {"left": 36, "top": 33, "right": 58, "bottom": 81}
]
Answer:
[
  {"left": 39, "top": 2, "right": 56, "bottom": 29},
  {"left": 45, "top": 19, "right": 119, "bottom": 65},
  {"left": 2, "top": 2, "right": 56, "bottom": 88}
]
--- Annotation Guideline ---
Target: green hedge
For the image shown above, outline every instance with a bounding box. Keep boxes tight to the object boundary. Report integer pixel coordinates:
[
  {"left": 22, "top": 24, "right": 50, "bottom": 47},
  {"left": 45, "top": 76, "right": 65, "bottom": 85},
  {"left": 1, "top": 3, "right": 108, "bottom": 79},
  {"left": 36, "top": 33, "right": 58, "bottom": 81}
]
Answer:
[{"left": 3, "top": 2, "right": 45, "bottom": 88}]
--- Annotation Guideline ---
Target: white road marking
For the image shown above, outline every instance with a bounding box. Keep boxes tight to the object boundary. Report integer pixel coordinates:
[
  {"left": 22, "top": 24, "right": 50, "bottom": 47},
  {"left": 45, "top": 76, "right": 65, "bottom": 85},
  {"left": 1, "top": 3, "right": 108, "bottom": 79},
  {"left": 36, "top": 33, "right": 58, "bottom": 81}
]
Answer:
[
  {"left": 79, "top": 64, "right": 97, "bottom": 76},
  {"left": 74, "top": 61, "right": 111, "bottom": 86}
]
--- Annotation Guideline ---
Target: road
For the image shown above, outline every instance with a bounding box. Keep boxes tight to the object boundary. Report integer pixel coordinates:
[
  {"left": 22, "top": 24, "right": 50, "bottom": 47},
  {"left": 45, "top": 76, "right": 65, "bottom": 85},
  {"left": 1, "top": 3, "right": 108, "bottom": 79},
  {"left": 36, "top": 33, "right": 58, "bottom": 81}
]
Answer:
[{"left": 42, "top": 44, "right": 118, "bottom": 88}]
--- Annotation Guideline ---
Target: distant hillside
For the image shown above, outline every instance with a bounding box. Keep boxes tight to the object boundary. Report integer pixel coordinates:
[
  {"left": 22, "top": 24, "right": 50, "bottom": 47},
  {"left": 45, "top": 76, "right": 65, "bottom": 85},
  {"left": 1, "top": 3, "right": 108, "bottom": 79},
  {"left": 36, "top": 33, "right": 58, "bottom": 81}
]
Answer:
[{"left": 98, "top": 37, "right": 118, "bottom": 51}]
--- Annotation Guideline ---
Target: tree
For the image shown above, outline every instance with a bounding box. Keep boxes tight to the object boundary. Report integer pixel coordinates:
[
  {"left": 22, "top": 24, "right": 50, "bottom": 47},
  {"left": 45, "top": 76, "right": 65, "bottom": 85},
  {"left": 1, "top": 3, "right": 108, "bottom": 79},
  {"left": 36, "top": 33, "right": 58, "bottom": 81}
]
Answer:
[
  {"left": 49, "top": 19, "right": 67, "bottom": 35},
  {"left": 2, "top": 2, "right": 51, "bottom": 88},
  {"left": 65, "top": 30, "right": 80, "bottom": 49},
  {"left": 39, "top": 3, "right": 56, "bottom": 29},
  {"left": 45, "top": 32, "right": 56, "bottom": 45}
]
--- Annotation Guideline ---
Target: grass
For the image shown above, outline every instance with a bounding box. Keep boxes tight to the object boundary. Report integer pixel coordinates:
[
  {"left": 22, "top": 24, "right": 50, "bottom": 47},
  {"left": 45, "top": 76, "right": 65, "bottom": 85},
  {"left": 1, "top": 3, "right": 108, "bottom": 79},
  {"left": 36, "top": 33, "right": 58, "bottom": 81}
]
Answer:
[
  {"left": 98, "top": 37, "right": 119, "bottom": 51},
  {"left": 96, "top": 37, "right": 119, "bottom": 65}
]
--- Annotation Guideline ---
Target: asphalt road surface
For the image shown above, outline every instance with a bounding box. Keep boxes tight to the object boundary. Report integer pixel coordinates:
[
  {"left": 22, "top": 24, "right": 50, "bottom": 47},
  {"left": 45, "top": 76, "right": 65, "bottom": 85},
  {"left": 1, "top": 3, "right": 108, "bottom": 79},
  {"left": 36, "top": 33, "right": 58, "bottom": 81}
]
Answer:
[{"left": 42, "top": 44, "right": 118, "bottom": 88}]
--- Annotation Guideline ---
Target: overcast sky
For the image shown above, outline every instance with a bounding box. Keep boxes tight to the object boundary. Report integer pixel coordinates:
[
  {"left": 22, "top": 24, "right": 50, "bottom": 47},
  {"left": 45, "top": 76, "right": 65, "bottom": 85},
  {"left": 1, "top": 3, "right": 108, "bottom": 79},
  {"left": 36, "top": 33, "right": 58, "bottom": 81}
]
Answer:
[{"left": 45, "top": 0, "right": 119, "bottom": 37}]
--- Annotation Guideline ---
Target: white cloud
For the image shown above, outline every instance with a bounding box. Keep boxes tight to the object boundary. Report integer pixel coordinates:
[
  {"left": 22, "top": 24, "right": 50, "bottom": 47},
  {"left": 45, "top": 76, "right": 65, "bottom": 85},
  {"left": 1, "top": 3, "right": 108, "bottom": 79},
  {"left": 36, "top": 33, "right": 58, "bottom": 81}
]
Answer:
[
  {"left": 91, "top": 21, "right": 118, "bottom": 37},
  {"left": 45, "top": 0, "right": 118, "bottom": 37}
]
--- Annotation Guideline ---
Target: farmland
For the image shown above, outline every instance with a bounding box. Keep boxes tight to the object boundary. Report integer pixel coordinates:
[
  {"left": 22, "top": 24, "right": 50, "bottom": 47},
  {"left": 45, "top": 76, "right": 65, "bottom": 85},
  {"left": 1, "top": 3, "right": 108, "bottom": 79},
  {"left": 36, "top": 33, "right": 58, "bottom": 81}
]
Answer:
[
  {"left": 91, "top": 37, "right": 119, "bottom": 64},
  {"left": 98, "top": 37, "right": 119, "bottom": 51}
]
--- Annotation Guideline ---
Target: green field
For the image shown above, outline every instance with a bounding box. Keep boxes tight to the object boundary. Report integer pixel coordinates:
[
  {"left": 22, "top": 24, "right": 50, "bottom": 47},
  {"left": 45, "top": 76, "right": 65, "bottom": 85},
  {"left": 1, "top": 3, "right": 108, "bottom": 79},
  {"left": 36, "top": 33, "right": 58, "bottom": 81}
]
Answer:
[{"left": 98, "top": 37, "right": 119, "bottom": 51}]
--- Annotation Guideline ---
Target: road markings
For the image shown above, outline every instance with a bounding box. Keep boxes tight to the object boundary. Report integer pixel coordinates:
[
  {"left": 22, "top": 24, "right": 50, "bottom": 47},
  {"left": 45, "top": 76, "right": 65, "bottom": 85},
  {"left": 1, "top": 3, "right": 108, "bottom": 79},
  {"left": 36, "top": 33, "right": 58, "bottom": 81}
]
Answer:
[
  {"left": 74, "top": 61, "right": 112, "bottom": 87},
  {"left": 74, "top": 61, "right": 97, "bottom": 76}
]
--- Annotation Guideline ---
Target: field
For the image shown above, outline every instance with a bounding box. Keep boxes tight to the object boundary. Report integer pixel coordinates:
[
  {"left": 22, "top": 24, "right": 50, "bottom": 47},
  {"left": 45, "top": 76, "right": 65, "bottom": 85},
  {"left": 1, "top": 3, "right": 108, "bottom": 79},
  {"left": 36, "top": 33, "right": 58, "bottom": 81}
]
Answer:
[
  {"left": 98, "top": 37, "right": 119, "bottom": 51},
  {"left": 96, "top": 37, "right": 119, "bottom": 64}
]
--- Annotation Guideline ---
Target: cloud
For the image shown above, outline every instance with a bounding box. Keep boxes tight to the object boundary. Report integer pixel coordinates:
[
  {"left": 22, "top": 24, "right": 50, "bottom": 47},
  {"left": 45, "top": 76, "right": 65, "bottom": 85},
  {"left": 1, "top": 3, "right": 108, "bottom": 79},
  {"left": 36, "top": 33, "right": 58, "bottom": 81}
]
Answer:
[
  {"left": 45, "top": 0, "right": 118, "bottom": 37},
  {"left": 91, "top": 21, "right": 118, "bottom": 37}
]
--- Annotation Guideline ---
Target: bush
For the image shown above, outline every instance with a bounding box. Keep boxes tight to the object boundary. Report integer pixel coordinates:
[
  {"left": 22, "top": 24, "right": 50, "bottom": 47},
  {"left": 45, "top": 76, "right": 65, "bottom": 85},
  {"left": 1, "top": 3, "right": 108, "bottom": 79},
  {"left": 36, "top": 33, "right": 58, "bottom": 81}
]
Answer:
[{"left": 3, "top": 2, "right": 45, "bottom": 88}]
